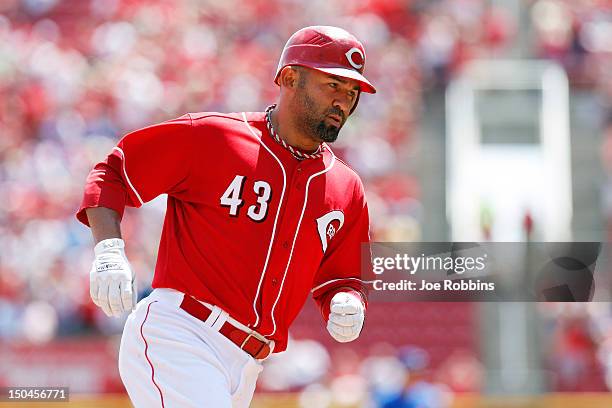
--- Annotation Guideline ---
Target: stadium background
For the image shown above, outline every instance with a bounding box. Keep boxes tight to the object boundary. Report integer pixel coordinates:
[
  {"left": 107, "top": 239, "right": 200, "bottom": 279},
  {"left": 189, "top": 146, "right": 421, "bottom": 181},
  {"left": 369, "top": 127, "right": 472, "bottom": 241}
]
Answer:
[{"left": 0, "top": 0, "right": 611, "bottom": 406}]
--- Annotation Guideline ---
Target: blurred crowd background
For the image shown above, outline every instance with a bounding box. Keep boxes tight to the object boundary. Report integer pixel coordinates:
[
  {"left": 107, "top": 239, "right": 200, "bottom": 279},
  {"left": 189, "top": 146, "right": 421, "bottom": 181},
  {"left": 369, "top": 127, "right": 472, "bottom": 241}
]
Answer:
[{"left": 0, "top": 0, "right": 611, "bottom": 406}]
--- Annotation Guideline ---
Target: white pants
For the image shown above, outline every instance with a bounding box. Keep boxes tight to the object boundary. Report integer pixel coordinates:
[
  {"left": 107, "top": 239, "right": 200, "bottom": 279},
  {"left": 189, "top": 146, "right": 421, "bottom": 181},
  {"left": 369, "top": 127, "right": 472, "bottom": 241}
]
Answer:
[{"left": 118, "top": 288, "right": 263, "bottom": 408}]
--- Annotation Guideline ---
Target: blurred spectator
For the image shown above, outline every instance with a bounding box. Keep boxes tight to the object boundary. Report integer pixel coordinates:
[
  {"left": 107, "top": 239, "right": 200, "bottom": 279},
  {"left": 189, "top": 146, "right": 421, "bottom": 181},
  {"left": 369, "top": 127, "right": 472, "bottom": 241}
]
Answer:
[
  {"left": 540, "top": 303, "right": 608, "bottom": 391},
  {"left": 366, "top": 345, "right": 453, "bottom": 408}
]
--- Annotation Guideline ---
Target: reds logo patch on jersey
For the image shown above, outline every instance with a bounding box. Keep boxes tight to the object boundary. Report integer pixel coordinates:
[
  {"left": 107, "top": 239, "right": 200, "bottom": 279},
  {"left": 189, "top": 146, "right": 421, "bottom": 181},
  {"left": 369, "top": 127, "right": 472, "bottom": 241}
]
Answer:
[{"left": 316, "top": 210, "right": 345, "bottom": 253}]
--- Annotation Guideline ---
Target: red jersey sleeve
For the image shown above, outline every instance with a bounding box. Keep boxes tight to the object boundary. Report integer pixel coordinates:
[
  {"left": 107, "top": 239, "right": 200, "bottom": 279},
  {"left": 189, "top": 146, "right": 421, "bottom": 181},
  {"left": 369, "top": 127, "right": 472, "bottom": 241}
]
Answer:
[
  {"left": 76, "top": 114, "right": 194, "bottom": 226},
  {"left": 311, "top": 179, "right": 371, "bottom": 321}
]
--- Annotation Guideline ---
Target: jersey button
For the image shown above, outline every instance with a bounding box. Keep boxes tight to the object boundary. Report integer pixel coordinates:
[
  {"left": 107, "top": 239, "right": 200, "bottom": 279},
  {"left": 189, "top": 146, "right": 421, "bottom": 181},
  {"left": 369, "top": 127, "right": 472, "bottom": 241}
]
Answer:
[
  {"left": 272, "top": 278, "right": 278, "bottom": 285},
  {"left": 297, "top": 167, "right": 302, "bottom": 172},
  {"left": 282, "top": 241, "right": 289, "bottom": 249}
]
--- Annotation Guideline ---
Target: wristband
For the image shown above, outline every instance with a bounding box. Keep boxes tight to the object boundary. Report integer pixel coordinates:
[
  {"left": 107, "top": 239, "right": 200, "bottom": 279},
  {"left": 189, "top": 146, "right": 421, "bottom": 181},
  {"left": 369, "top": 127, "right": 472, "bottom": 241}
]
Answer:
[{"left": 94, "top": 238, "right": 125, "bottom": 255}]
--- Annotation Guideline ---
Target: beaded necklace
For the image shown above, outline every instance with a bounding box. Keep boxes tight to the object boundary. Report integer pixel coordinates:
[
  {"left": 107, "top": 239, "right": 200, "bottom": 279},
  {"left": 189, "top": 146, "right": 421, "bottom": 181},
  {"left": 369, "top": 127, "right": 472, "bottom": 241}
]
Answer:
[{"left": 265, "top": 104, "right": 324, "bottom": 160}]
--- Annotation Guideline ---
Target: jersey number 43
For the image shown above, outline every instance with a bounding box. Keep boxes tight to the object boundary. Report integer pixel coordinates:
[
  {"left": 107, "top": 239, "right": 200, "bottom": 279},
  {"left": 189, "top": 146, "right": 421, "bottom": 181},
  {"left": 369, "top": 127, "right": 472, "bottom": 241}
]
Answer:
[{"left": 220, "top": 175, "right": 271, "bottom": 222}]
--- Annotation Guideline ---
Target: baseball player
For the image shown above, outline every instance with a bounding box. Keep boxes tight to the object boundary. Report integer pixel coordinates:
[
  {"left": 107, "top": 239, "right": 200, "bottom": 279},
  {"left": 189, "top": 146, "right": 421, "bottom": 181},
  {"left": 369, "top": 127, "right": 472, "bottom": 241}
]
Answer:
[{"left": 77, "top": 26, "right": 376, "bottom": 407}]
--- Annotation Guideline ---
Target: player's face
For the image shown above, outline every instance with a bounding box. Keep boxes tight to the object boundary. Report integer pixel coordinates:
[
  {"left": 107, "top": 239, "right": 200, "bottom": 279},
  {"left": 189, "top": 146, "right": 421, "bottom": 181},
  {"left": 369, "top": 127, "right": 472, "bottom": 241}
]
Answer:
[{"left": 293, "top": 69, "right": 360, "bottom": 143}]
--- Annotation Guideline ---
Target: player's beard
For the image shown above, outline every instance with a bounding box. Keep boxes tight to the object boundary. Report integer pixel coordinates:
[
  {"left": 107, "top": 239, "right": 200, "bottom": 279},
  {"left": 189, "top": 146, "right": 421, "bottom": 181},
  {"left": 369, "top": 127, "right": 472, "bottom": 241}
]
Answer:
[{"left": 295, "top": 90, "right": 344, "bottom": 143}]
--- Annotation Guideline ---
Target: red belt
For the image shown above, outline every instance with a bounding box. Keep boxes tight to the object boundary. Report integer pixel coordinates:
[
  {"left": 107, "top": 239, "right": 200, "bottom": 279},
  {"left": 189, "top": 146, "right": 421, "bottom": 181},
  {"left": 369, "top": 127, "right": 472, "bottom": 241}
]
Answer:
[{"left": 179, "top": 295, "right": 272, "bottom": 360}]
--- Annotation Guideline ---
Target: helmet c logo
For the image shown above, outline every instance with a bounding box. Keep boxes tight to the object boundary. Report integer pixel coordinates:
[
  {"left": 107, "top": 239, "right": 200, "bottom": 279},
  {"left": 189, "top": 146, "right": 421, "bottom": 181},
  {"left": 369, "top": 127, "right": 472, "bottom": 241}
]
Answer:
[{"left": 345, "top": 47, "right": 364, "bottom": 70}]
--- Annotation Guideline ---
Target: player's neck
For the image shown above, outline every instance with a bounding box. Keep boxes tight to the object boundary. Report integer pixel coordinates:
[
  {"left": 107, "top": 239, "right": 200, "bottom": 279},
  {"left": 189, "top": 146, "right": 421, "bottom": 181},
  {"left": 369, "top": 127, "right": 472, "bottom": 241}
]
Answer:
[{"left": 270, "top": 105, "right": 321, "bottom": 153}]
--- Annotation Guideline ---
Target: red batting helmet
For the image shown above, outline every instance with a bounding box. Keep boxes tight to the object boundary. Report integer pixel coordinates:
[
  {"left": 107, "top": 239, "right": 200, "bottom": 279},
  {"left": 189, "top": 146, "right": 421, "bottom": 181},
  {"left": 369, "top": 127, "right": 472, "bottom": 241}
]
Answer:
[{"left": 274, "top": 26, "right": 376, "bottom": 113}]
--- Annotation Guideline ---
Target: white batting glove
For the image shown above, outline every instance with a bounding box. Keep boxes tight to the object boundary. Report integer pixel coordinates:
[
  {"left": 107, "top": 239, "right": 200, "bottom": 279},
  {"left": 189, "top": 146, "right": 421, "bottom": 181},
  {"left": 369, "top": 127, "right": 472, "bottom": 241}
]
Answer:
[
  {"left": 90, "top": 238, "right": 136, "bottom": 317},
  {"left": 327, "top": 292, "right": 365, "bottom": 343}
]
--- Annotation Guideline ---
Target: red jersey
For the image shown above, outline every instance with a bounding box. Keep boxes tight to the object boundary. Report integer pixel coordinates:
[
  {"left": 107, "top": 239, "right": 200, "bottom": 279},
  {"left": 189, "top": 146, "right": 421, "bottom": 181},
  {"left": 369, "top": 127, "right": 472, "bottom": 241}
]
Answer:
[{"left": 76, "top": 111, "right": 370, "bottom": 352}]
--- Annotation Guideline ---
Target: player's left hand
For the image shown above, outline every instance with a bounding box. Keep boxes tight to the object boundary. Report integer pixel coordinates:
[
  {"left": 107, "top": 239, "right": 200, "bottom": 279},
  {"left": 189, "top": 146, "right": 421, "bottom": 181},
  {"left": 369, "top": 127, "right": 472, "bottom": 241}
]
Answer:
[{"left": 327, "top": 292, "right": 365, "bottom": 343}]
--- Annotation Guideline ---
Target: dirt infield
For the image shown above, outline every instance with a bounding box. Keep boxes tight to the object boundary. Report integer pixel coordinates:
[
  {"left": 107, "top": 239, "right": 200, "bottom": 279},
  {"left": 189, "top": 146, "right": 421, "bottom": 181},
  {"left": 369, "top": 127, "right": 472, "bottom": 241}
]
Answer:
[
  {"left": 451, "top": 393, "right": 612, "bottom": 408},
  {"left": 1, "top": 393, "right": 612, "bottom": 407}
]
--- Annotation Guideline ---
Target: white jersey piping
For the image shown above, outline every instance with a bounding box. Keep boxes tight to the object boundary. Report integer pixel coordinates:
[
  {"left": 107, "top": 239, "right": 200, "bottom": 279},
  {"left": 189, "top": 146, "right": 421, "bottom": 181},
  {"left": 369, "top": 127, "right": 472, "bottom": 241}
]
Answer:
[
  {"left": 311, "top": 277, "right": 368, "bottom": 294},
  {"left": 241, "top": 112, "right": 287, "bottom": 328},
  {"left": 112, "top": 146, "right": 144, "bottom": 206},
  {"left": 265, "top": 153, "right": 336, "bottom": 336}
]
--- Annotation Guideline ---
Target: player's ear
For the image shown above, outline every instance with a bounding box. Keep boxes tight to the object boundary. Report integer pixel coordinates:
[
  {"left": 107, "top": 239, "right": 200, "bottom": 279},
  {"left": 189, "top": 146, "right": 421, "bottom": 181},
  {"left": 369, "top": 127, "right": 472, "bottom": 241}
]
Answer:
[{"left": 279, "top": 66, "right": 299, "bottom": 90}]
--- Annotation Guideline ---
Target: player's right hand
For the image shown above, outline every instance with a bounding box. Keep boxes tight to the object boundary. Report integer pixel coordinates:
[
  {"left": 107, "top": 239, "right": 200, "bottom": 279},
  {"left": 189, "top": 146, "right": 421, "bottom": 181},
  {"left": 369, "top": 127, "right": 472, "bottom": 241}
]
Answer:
[{"left": 90, "top": 238, "right": 137, "bottom": 317}]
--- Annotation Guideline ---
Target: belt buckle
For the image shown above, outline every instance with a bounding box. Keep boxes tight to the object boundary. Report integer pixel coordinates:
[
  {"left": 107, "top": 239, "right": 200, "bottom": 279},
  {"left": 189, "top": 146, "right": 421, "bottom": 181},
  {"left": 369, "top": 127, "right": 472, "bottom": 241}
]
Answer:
[
  {"left": 240, "top": 331, "right": 274, "bottom": 360},
  {"left": 240, "top": 332, "right": 256, "bottom": 349}
]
